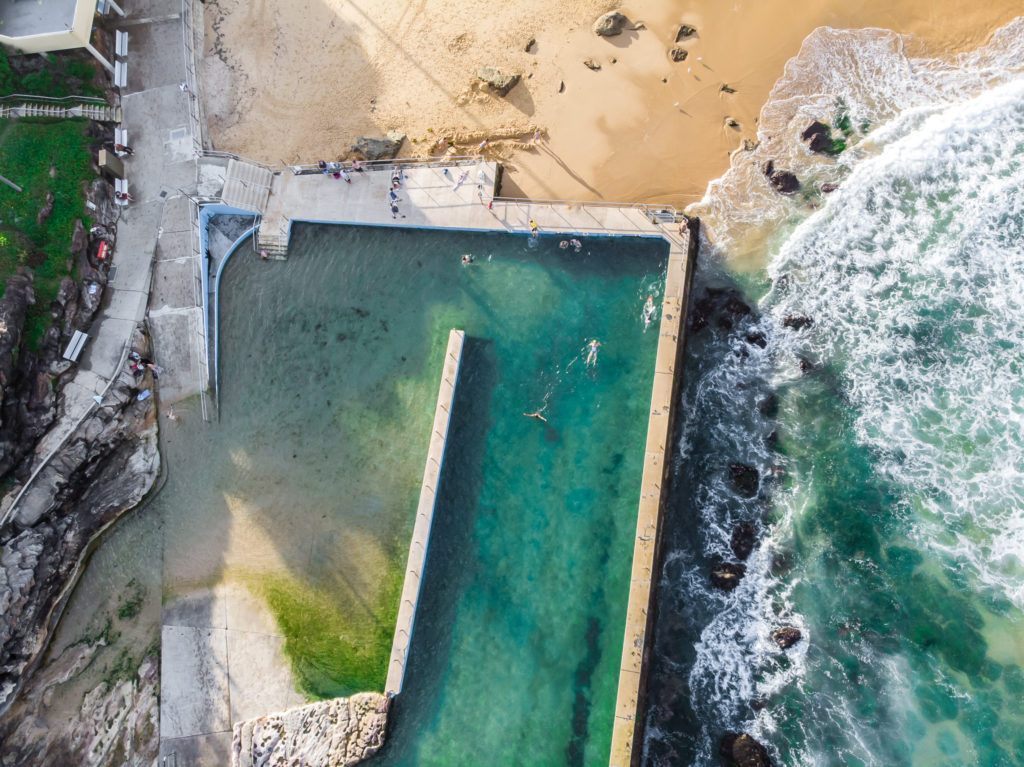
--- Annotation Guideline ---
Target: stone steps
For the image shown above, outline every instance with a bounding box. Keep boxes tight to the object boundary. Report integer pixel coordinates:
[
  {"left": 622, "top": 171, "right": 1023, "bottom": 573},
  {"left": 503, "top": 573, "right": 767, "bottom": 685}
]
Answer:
[{"left": 0, "top": 102, "right": 122, "bottom": 122}]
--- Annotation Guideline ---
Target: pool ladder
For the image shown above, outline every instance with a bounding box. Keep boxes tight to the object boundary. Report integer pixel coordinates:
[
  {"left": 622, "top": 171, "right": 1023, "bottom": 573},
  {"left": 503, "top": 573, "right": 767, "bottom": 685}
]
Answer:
[{"left": 257, "top": 232, "right": 289, "bottom": 260}]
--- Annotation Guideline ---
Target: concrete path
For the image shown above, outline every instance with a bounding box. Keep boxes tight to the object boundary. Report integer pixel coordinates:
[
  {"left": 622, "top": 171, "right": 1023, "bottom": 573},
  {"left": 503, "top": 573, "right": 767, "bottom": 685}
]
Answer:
[{"left": 261, "top": 161, "right": 674, "bottom": 240}]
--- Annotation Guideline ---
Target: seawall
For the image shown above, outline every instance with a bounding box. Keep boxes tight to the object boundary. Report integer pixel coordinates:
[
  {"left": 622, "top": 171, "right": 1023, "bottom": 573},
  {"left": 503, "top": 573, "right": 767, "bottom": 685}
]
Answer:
[{"left": 609, "top": 217, "right": 700, "bottom": 767}]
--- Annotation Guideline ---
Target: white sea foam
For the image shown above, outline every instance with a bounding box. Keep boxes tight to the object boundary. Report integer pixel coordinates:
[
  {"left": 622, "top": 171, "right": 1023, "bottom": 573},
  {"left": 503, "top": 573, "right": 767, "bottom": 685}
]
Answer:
[{"left": 667, "top": 16, "right": 1024, "bottom": 766}]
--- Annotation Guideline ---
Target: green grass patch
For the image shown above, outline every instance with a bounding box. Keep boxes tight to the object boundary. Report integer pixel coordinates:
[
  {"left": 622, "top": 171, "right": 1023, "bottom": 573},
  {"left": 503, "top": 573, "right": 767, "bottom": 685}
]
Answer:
[
  {"left": 0, "top": 120, "right": 94, "bottom": 349},
  {"left": 0, "top": 48, "right": 103, "bottom": 98},
  {"left": 256, "top": 567, "right": 405, "bottom": 700}
]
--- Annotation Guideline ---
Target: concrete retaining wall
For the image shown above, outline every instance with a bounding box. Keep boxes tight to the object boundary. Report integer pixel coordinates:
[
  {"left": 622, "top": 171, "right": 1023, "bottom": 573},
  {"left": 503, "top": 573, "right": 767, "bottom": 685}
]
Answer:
[
  {"left": 609, "top": 218, "right": 700, "bottom": 767},
  {"left": 384, "top": 328, "right": 466, "bottom": 695}
]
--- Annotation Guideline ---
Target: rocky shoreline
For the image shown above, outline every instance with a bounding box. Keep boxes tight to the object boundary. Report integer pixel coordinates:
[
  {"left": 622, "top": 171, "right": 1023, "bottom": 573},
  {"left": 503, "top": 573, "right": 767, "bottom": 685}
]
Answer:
[
  {"left": 232, "top": 692, "right": 389, "bottom": 767},
  {"left": 0, "top": 321, "right": 159, "bottom": 717}
]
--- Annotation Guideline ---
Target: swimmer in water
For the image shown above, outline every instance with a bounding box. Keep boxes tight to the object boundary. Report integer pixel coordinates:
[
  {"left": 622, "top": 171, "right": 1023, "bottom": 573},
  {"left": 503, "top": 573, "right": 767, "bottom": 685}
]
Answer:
[
  {"left": 523, "top": 411, "right": 548, "bottom": 423},
  {"left": 462, "top": 254, "right": 474, "bottom": 265},
  {"left": 586, "top": 339, "right": 601, "bottom": 366},
  {"left": 559, "top": 240, "right": 569, "bottom": 249},
  {"left": 643, "top": 295, "right": 656, "bottom": 329},
  {"left": 570, "top": 238, "right": 582, "bottom": 251}
]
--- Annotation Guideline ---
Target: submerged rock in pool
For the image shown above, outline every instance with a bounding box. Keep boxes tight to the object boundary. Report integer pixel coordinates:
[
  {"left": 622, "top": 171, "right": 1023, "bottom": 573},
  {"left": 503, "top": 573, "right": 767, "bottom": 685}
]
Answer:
[
  {"left": 719, "top": 732, "right": 775, "bottom": 767},
  {"left": 772, "top": 627, "right": 802, "bottom": 649},
  {"left": 731, "top": 522, "right": 756, "bottom": 561},
  {"left": 710, "top": 562, "right": 746, "bottom": 591},
  {"left": 729, "top": 462, "right": 760, "bottom": 497}
]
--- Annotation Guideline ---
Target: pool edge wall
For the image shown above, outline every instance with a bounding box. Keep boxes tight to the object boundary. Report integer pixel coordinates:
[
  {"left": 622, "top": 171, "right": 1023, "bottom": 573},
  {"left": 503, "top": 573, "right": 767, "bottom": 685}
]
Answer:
[
  {"left": 384, "top": 328, "right": 466, "bottom": 696},
  {"left": 609, "top": 218, "right": 700, "bottom": 767}
]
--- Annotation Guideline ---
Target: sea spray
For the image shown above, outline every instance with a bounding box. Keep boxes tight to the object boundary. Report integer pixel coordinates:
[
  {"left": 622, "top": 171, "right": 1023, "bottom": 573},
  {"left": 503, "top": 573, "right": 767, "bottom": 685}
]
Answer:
[{"left": 646, "top": 17, "right": 1024, "bottom": 767}]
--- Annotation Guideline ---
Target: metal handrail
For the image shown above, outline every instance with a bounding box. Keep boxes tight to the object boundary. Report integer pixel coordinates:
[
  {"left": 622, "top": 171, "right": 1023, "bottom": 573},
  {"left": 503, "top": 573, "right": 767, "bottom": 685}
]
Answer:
[
  {"left": 199, "top": 149, "right": 279, "bottom": 172},
  {"left": 289, "top": 154, "right": 485, "bottom": 175},
  {"left": 0, "top": 93, "right": 111, "bottom": 105},
  {"left": 491, "top": 196, "right": 679, "bottom": 221}
]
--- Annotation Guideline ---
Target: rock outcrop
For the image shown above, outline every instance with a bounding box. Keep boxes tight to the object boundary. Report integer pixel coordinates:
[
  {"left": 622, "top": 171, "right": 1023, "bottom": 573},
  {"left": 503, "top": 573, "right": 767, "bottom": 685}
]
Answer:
[
  {"left": 762, "top": 160, "right": 800, "bottom": 194},
  {"left": 729, "top": 463, "right": 759, "bottom": 497},
  {"left": 0, "top": 639, "right": 160, "bottom": 766},
  {"left": 772, "top": 627, "right": 802, "bottom": 649},
  {"left": 782, "top": 315, "right": 813, "bottom": 330},
  {"left": 593, "top": 11, "right": 630, "bottom": 36},
  {"left": 670, "top": 46, "right": 688, "bottom": 62},
  {"left": 232, "top": 692, "right": 390, "bottom": 767},
  {"left": 0, "top": 327, "right": 159, "bottom": 715},
  {"left": 477, "top": 66, "right": 521, "bottom": 97},
  {"left": 719, "top": 732, "right": 775, "bottom": 767},
  {"left": 351, "top": 132, "right": 405, "bottom": 160},
  {"left": 730, "top": 522, "right": 756, "bottom": 561},
  {"left": 675, "top": 24, "right": 697, "bottom": 41},
  {"left": 710, "top": 562, "right": 746, "bottom": 592}
]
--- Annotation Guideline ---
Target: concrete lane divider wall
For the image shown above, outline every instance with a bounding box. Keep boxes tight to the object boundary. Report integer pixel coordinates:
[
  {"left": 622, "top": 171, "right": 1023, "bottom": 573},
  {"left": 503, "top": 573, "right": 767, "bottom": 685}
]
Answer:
[{"left": 385, "top": 328, "right": 466, "bottom": 696}]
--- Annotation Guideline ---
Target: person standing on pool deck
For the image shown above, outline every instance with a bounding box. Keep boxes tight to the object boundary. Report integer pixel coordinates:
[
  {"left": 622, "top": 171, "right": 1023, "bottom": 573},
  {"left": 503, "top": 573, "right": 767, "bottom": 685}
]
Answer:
[
  {"left": 390, "top": 200, "right": 405, "bottom": 219},
  {"left": 530, "top": 219, "right": 538, "bottom": 237},
  {"left": 586, "top": 339, "right": 601, "bottom": 366}
]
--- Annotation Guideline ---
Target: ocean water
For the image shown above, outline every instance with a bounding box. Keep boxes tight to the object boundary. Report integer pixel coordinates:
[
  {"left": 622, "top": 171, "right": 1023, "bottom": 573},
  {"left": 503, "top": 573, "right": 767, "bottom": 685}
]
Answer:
[{"left": 645, "top": 19, "right": 1024, "bottom": 767}]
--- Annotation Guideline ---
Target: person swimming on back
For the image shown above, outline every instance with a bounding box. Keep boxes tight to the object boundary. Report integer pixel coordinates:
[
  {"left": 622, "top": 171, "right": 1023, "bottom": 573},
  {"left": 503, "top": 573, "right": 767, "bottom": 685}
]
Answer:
[{"left": 586, "top": 339, "right": 601, "bottom": 366}]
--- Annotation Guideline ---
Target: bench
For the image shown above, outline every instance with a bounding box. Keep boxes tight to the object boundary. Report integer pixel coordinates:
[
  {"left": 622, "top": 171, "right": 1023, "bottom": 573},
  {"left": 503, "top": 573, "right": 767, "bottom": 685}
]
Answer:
[
  {"left": 115, "top": 30, "right": 128, "bottom": 58},
  {"left": 62, "top": 330, "right": 88, "bottom": 363},
  {"left": 114, "top": 60, "right": 127, "bottom": 89},
  {"left": 114, "top": 177, "right": 130, "bottom": 205}
]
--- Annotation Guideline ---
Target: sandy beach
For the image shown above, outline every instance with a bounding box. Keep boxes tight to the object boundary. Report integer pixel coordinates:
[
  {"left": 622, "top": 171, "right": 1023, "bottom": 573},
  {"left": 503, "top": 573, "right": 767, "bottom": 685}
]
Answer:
[{"left": 199, "top": 0, "right": 1023, "bottom": 210}]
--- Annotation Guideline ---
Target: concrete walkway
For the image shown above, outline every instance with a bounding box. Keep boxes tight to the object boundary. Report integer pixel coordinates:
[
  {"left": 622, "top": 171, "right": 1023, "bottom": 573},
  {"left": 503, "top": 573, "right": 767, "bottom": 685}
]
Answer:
[{"left": 260, "top": 161, "right": 675, "bottom": 241}]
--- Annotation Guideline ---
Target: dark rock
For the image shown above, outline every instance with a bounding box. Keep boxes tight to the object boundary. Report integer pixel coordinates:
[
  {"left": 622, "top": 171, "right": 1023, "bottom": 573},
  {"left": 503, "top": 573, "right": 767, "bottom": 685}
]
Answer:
[
  {"left": 710, "top": 562, "right": 746, "bottom": 592},
  {"left": 0, "top": 272, "right": 34, "bottom": 392},
  {"left": 798, "top": 356, "right": 815, "bottom": 374},
  {"left": 351, "top": 132, "right": 405, "bottom": 160},
  {"left": 769, "top": 170, "right": 799, "bottom": 194},
  {"left": 745, "top": 332, "right": 767, "bottom": 349},
  {"left": 821, "top": 182, "right": 839, "bottom": 193},
  {"left": 801, "top": 120, "right": 829, "bottom": 142},
  {"left": 782, "top": 315, "right": 813, "bottom": 330},
  {"left": 524, "top": 37, "right": 536, "bottom": 53},
  {"left": 558, "top": 80, "right": 565, "bottom": 93},
  {"left": 675, "top": 24, "right": 697, "bottom": 41},
  {"left": 757, "top": 392, "right": 778, "bottom": 417},
  {"left": 771, "top": 550, "right": 793, "bottom": 576},
  {"left": 772, "top": 627, "right": 802, "bottom": 649},
  {"left": 70, "top": 219, "right": 88, "bottom": 258},
  {"left": 669, "top": 46, "right": 688, "bottom": 62},
  {"left": 691, "top": 296, "right": 713, "bottom": 332},
  {"left": 726, "top": 118, "right": 740, "bottom": 128},
  {"left": 583, "top": 58, "right": 602, "bottom": 71},
  {"left": 720, "top": 732, "right": 775, "bottom": 767},
  {"left": 766, "top": 430, "right": 778, "bottom": 447},
  {"left": 721, "top": 83, "right": 737, "bottom": 94},
  {"left": 724, "top": 295, "right": 751, "bottom": 319},
  {"left": 477, "top": 66, "right": 521, "bottom": 97},
  {"left": 593, "top": 11, "right": 630, "bottom": 36},
  {"left": 762, "top": 159, "right": 774, "bottom": 177},
  {"left": 731, "top": 522, "right": 756, "bottom": 561},
  {"left": 729, "top": 463, "right": 759, "bottom": 497},
  {"left": 36, "top": 191, "right": 54, "bottom": 228},
  {"left": 801, "top": 120, "right": 845, "bottom": 154}
]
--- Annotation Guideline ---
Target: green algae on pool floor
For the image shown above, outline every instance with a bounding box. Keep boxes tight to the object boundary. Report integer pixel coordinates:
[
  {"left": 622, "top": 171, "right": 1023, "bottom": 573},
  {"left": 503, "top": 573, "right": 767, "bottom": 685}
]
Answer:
[{"left": 161, "top": 223, "right": 666, "bottom": 760}]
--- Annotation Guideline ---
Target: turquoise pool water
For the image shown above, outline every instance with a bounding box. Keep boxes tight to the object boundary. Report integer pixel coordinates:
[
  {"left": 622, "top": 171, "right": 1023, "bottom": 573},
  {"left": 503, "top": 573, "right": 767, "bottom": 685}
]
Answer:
[{"left": 212, "top": 223, "right": 667, "bottom": 763}]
